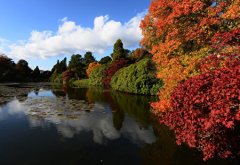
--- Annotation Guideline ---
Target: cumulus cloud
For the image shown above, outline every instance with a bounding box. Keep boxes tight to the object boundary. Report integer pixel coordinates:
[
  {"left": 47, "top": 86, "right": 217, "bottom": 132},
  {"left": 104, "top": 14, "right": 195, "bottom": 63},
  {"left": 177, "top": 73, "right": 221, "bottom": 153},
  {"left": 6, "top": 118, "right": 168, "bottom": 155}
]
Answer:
[{"left": 9, "top": 13, "right": 144, "bottom": 59}]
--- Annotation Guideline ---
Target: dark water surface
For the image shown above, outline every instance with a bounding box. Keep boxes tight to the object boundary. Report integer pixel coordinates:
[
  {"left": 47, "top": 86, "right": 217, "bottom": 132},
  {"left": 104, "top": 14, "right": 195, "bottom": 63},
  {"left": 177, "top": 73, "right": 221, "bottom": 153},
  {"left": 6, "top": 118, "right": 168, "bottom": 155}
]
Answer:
[{"left": 0, "top": 83, "right": 239, "bottom": 165}]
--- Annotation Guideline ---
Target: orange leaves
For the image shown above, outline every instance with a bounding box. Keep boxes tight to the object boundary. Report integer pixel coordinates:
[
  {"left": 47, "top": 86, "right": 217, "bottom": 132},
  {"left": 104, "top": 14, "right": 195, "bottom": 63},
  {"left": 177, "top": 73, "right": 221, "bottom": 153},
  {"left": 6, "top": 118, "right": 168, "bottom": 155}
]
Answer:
[
  {"left": 151, "top": 53, "right": 204, "bottom": 112},
  {"left": 141, "top": 0, "right": 240, "bottom": 112},
  {"left": 222, "top": 0, "right": 240, "bottom": 19},
  {"left": 86, "top": 62, "right": 101, "bottom": 77},
  {"left": 142, "top": 0, "right": 239, "bottom": 57}
]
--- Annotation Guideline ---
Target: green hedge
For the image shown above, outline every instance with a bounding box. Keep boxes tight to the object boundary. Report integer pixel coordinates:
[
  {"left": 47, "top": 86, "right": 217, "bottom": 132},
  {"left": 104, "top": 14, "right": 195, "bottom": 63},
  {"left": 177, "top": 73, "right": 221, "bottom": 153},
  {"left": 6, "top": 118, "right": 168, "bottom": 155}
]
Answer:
[
  {"left": 89, "top": 64, "right": 108, "bottom": 86},
  {"left": 110, "top": 58, "right": 163, "bottom": 95}
]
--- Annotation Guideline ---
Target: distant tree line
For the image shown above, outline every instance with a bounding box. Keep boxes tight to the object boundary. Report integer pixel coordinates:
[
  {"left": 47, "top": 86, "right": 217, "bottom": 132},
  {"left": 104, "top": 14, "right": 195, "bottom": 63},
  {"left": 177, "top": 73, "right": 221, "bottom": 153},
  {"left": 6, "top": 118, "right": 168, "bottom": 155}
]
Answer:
[
  {"left": 0, "top": 55, "right": 51, "bottom": 82},
  {"left": 1, "top": 39, "right": 161, "bottom": 96}
]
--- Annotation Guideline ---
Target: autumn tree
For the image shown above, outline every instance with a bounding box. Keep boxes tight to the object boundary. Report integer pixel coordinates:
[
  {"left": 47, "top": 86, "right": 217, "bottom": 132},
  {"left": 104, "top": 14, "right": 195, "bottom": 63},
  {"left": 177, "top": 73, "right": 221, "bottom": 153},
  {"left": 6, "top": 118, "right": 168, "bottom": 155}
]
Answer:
[
  {"left": 0, "top": 55, "right": 16, "bottom": 81},
  {"left": 141, "top": 0, "right": 240, "bottom": 111},
  {"left": 160, "top": 59, "right": 240, "bottom": 160},
  {"left": 62, "top": 69, "right": 74, "bottom": 85},
  {"left": 0, "top": 55, "right": 15, "bottom": 72},
  {"left": 103, "top": 58, "right": 129, "bottom": 86},
  {"left": 86, "top": 62, "right": 101, "bottom": 77},
  {"left": 130, "top": 48, "right": 152, "bottom": 62},
  {"left": 16, "top": 59, "right": 32, "bottom": 78},
  {"left": 141, "top": 1, "right": 240, "bottom": 160}
]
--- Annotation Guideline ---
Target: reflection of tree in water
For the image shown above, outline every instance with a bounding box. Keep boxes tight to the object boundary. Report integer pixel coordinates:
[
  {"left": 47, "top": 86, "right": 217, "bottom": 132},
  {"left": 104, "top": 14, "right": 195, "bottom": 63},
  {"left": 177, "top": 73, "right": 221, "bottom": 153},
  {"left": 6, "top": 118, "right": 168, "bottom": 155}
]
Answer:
[
  {"left": 103, "top": 92, "right": 125, "bottom": 131},
  {"left": 110, "top": 91, "right": 153, "bottom": 128},
  {"left": 112, "top": 109, "right": 125, "bottom": 131},
  {"left": 52, "top": 89, "right": 66, "bottom": 97},
  {"left": 85, "top": 88, "right": 125, "bottom": 130},
  {"left": 85, "top": 88, "right": 155, "bottom": 130},
  {"left": 69, "top": 88, "right": 88, "bottom": 100},
  {"left": 16, "top": 94, "right": 28, "bottom": 102},
  {"left": 141, "top": 118, "right": 240, "bottom": 165},
  {"left": 0, "top": 85, "right": 31, "bottom": 104},
  {"left": 85, "top": 87, "right": 107, "bottom": 103},
  {"left": 33, "top": 88, "right": 40, "bottom": 96}
]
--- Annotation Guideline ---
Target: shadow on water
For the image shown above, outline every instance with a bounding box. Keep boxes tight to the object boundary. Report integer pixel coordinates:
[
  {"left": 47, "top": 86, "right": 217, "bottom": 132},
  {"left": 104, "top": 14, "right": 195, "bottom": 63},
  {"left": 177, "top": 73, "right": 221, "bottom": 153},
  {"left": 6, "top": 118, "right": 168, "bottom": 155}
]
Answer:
[{"left": 0, "top": 84, "right": 239, "bottom": 165}]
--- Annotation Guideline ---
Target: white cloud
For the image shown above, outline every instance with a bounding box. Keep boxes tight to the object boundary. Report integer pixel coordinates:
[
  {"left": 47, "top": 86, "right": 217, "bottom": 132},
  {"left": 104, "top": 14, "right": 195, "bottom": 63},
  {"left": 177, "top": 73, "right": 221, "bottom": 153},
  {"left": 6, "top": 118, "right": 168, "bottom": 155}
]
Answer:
[{"left": 8, "top": 12, "right": 145, "bottom": 59}]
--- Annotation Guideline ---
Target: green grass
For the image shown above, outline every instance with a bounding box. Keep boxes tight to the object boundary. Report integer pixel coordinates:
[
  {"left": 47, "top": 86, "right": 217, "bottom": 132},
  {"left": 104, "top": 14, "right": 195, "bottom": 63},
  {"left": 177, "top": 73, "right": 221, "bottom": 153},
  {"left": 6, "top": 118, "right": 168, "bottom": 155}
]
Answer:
[{"left": 72, "top": 79, "right": 89, "bottom": 87}]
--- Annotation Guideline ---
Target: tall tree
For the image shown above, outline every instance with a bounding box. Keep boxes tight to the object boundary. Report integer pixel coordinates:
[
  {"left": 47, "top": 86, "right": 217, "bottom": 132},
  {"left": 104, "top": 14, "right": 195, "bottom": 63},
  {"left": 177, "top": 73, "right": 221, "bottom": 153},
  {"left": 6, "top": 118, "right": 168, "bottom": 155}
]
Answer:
[
  {"left": 111, "top": 39, "right": 126, "bottom": 61},
  {"left": 51, "top": 60, "right": 60, "bottom": 73},
  {"left": 0, "top": 55, "right": 15, "bottom": 72},
  {"left": 59, "top": 57, "right": 67, "bottom": 73},
  {"left": 83, "top": 52, "right": 95, "bottom": 66},
  {"left": 51, "top": 58, "right": 67, "bottom": 74},
  {"left": 32, "top": 66, "right": 40, "bottom": 78},
  {"left": 99, "top": 56, "right": 112, "bottom": 64},
  {"left": 0, "top": 55, "right": 16, "bottom": 81},
  {"left": 16, "top": 59, "right": 32, "bottom": 78},
  {"left": 68, "top": 54, "right": 85, "bottom": 79}
]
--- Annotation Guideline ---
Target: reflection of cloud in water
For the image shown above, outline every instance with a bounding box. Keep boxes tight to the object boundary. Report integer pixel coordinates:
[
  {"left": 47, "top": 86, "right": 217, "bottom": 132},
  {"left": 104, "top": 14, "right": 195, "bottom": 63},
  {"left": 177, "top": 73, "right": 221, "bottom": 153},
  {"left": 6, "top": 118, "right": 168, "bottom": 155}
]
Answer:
[
  {"left": 0, "top": 100, "right": 25, "bottom": 120},
  {"left": 55, "top": 108, "right": 121, "bottom": 143},
  {"left": 121, "top": 117, "right": 156, "bottom": 144},
  {"left": 1, "top": 96, "right": 156, "bottom": 145},
  {"left": 52, "top": 109, "right": 156, "bottom": 145},
  {"left": 7, "top": 100, "right": 26, "bottom": 115}
]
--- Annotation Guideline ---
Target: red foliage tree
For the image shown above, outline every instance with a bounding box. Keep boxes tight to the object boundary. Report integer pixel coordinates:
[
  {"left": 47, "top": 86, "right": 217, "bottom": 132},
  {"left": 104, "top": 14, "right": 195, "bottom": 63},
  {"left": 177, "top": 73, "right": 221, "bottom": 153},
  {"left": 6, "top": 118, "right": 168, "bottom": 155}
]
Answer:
[
  {"left": 141, "top": 0, "right": 240, "bottom": 161},
  {"left": 62, "top": 70, "right": 74, "bottom": 84},
  {"left": 103, "top": 58, "right": 129, "bottom": 86},
  {"left": 141, "top": 0, "right": 240, "bottom": 112},
  {"left": 159, "top": 55, "right": 240, "bottom": 160},
  {"left": 211, "top": 28, "right": 240, "bottom": 54}
]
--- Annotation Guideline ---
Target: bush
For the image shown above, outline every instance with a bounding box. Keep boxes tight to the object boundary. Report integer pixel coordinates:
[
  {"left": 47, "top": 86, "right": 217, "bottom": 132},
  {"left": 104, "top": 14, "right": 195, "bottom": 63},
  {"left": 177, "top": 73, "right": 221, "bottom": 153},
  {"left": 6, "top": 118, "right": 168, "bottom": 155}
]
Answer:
[
  {"left": 110, "top": 58, "right": 163, "bottom": 95},
  {"left": 86, "top": 62, "right": 101, "bottom": 77},
  {"left": 103, "top": 58, "right": 129, "bottom": 86},
  {"left": 160, "top": 64, "right": 240, "bottom": 160},
  {"left": 89, "top": 64, "right": 108, "bottom": 86}
]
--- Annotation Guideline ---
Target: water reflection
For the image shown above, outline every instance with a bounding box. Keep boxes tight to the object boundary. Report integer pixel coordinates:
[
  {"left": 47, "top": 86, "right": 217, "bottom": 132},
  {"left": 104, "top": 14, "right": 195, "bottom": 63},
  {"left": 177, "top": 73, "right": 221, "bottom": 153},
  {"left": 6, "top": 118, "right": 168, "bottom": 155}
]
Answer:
[
  {"left": 0, "top": 84, "right": 239, "bottom": 164},
  {"left": 0, "top": 86, "right": 156, "bottom": 146}
]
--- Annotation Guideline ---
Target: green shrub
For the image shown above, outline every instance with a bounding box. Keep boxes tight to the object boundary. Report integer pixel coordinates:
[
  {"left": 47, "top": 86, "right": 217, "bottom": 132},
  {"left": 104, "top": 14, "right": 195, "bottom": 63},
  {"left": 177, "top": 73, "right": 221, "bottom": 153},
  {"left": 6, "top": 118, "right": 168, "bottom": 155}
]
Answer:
[
  {"left": 89, "top": 64, "right": 108, "bottom": 86},
  {"left": 110, "top": 58, "right": 163, "bottom": 95}
]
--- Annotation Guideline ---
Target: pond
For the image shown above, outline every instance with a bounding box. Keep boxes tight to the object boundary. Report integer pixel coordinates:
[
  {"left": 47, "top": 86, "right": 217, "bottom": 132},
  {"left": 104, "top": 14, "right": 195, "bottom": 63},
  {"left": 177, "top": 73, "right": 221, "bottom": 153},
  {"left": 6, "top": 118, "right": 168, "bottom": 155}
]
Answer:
[{"left": 0, "top": 83, "right": 239, "bottom": 165}]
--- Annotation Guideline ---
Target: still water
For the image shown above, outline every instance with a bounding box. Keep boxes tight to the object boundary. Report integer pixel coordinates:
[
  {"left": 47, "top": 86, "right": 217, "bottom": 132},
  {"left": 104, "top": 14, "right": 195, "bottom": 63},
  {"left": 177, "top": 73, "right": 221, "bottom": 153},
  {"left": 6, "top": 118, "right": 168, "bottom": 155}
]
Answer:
[{"left": 0, "top": 84, "right": 239, "bottom": 165}]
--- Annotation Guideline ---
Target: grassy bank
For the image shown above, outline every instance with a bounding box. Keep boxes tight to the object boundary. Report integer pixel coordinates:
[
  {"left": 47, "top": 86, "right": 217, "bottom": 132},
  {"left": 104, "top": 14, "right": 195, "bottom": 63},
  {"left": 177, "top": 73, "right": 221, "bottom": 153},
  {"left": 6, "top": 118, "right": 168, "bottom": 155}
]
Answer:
[{"left": 72, "top": 79, "right": 90, "bottom": 87}]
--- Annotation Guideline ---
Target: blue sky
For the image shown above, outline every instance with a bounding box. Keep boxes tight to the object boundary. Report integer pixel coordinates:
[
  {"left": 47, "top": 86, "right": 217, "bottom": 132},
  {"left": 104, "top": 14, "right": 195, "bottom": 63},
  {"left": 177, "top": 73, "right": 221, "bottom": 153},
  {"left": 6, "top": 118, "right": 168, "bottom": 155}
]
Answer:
[{"left": 0, "top": 0, "right": 150, "bottom": 70}]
